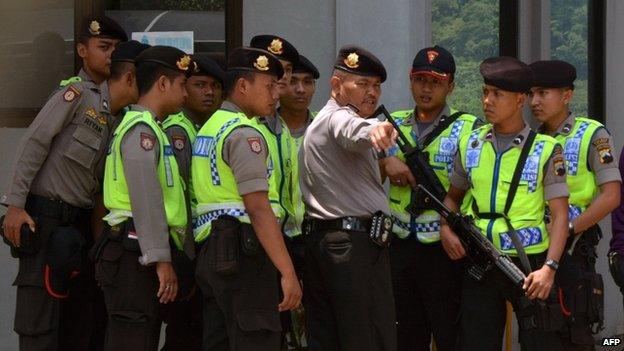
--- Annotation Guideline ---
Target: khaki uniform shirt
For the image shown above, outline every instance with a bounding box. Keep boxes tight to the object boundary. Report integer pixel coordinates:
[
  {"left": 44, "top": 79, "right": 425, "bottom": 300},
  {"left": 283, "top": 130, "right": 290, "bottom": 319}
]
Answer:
[
  {"left": 2, "top": 80, "right": 112, "bottom": 209},
  {"left": 299, "top": 98, "right": 389, "bottom": 219}
]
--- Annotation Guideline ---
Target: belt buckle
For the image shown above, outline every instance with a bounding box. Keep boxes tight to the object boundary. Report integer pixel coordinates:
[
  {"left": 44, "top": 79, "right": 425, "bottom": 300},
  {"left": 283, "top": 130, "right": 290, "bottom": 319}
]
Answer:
[{"left": 342, "top": 218, "right": 354, "bottom": 231}]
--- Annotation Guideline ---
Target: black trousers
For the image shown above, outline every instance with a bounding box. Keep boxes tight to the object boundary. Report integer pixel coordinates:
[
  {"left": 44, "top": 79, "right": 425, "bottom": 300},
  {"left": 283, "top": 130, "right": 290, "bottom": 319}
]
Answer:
[
  {"left": 96, "top": 239, "right": 165, "bottom": 351},
  {"left": 281, "top": 235, "right": 306, "bottom": 349},
  {"left": 561, "top": 228, "right": 602, "bottom": 351},
  {"left": 196, "top": 233, "right": 281, "bottom": 351},
  {"left": 14, "top": 196, "right": 106, "bottom": 351},
  {"left": 303, "top": 229, "right": 396, "bottom": 351},
  {"left": 609, "top": 249, "right": 624, "bottom": 314},
  {"left": 460, "top": 253, "right": 567, "bottom": 351},
  {"left": 390, "top": 238, "right": 462, "bottom": 351},
  {"left": 161, "top": 288, "right": 203, "bottom": 351}
]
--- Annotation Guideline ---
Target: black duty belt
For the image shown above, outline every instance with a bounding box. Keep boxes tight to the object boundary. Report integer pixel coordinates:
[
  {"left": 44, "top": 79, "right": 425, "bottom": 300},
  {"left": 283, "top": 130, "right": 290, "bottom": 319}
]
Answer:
[
  {"left": 26, "top": 194, "right": 88, "bottom": 224},
  {"left": 308, "top": 216, "right": 372, "bottom": 233}
]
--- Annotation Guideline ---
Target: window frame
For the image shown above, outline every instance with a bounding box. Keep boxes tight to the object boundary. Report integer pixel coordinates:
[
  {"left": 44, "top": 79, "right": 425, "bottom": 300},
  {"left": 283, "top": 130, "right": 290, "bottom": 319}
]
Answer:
[{"left": 0, "top": 0, "right": 242, "bottom": 127}]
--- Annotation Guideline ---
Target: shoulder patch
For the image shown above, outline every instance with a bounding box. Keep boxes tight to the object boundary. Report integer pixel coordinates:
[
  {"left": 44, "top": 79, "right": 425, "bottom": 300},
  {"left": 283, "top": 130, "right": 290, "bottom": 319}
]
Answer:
[
  {"left": 172, "top": 135, "right": 186, "bottom": 151},
  {"left": 63, "top": 86, "right": 81, "bottom": 102},
  {"left": 592, "top": 137, "right": 609, "bottom": 148},
  {"left": 552, "top": 144, "right": 566, "bottom": 176},
  {"left": 247, "top": 137, "right": 263, "bottom": 154},
  {"left": 140, "top": 132, "right": 156, "bottom": 151}
]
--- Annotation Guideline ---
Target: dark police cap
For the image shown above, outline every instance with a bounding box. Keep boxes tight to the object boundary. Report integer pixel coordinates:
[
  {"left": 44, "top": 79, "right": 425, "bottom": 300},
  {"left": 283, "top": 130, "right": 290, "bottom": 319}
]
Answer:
[
  {"left": 111, "top": 40, "right": 151, "bottom": 63},
  {"left": 250, "top": 35, "right": 299, "bottom": 64},
  {"left": 293, "top": 55, "right": 320, "bottom": 79},
  {"left": 334, "top": 45, "right": 387, "bottom": 82},
  {"left": 412, "top": 45, "right": 455, "bottom": 79},
  {"left": 81, "top": 16, "right": 128, "bottom": 41},
  {"left": 192, "top": 53, "right": 225, "bottom": 85},
  {"left": 529, "top": 60, "right": 576, "bottom": 89},
  {"left": 480, "top": 56, "right": 533, "bottom": 93},
  {"left": 135, "top": 46, "right": 195, "bottom": 76},
  {"left": 227, "top": 47, "right": 284, "bottom": 80}
]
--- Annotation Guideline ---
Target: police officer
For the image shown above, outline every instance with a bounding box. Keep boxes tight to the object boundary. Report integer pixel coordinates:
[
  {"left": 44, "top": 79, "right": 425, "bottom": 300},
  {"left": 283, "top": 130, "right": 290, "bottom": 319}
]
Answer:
[
  {"left": 382, "top": 45, "right": 480, "bottom": 351},
  {"left": 440, "top": 56, "right": 570, "bottom": 351},
  {"left": 192, "top": 47, "right": 301, "bottom": 351},
  {"left": 0, "top": 23, "right": 128, "bottom": 351},
  {"left": 249, "top": 35, "right": 301, "bottom": 239},
  {"left": 610, "top": 148, "right": 624, "bottom": 312},
  {"left": 276, "top": 53, "right": 318, "bottom": 349},
  {"left": 61, "top": 16, "right": 128, "bottom": 87},
  {"left": 160, "top": 53, "right": 224, "bottom": 351},
  {"left": 279, "top": 54, "right": 319, "bottom": 143},
  {"left": 97, "top": 46, "right": 193, "bottom": 351},
  {"left": 529, "top": 60, "right": 622, "bottom": 350},
  {"left": 299, "top": 45, "right": 398, "bottom": 351}
]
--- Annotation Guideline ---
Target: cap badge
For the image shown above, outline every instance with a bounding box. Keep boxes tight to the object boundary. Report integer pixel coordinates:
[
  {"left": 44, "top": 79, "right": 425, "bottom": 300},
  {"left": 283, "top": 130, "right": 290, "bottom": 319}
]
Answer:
[
  {"left": 254, "top": 55, "right": 270, "bottom": 71},
  {"left": 268, "top": 39, "right": 283, "bottom": 55},
  {"left": 427, "top": 50, "right": 439, "bottom": 63},
  {"left": 193, "top": 61, "right": 199, "bottom": 73},
  {"left": 176, "top": 55, "right": 191, "bottom": 71},
  {"left": 89, "top": 21, "right": 101, "bottom": 35},
  {"left": 344, "top": 52, "right": 359, "bottom": 69}
]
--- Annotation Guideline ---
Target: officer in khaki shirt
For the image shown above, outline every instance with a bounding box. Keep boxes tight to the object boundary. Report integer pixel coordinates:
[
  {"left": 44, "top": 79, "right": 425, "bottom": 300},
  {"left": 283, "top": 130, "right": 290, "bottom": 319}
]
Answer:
[
  {"left": 96, "top": 46, "right": 193, "bottom": 351},
  {"left": 192, "top": 47, "right": 301, "bottom": 350},
  {"left": 529, "top": 60, "right": 621, "bottom": 350},
  {"left": 160, "top": 53, "right": 224, "bottom": 351},
  {"left": 0, "top": 31, "right": 139, "bottom": 351},
  {"left": 441, "top": 57, "right": 569, "bottom": 351},
  {"left": 299, "top": 45, "right": 398, "bottom": 351}
]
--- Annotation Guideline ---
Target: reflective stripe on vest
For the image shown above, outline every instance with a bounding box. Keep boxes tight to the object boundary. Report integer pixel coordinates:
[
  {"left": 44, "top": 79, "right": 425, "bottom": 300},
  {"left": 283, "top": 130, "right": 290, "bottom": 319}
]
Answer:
[
  {"left": 459, "top": 125, "right": 558, "bottom": 255},
  {"left": 388, "top": 109, "right": 479, "bottom": 243},
  {"left": 103, "top": 110, "right": 188, "bottom": 249}
]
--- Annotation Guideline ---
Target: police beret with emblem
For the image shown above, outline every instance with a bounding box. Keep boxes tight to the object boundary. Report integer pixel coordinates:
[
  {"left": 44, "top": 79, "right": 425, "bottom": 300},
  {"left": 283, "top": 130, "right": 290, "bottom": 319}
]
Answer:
[
  {"left": 334, "top": 45, "right": 387, "bottom": 82},
  {"left": 135, "top": 45, "right": 195, "bottom": 77},
  {"left": 250, "top": 35, "right": 299, "bottom": 64},
  {"left": 111, "top": 40, "right": 151, "bottom": 63},
  {"left": 529, "top": 60, "right": 577, "bottom": 89},
  {"left": 293, "top": 54, "right": 320, "bottom": 79},
  {"left": 192, "top": 53, "right": 225, "bottom": 85},
  {"left": 227, "top": 47, "right": 284, "bottom": 80},
  {"left": 411, "top": 45, "right": 455, "bottom": 79},
  {"left": 81, "top": 16, "right": 128, "bottom": 41},
  {"left": 480, "top": 56, "right": 533, "bottom": 93}
]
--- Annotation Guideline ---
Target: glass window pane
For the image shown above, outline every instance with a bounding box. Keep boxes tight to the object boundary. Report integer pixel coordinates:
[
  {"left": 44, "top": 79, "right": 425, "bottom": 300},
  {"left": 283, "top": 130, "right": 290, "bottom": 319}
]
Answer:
[
  {"left": 432, "top": 0, "right": 499, "bottom": 116},
  {"left": 106, "top": 0, "right": 226, "bottom": 65},
  {"left": 550, "top": 0, "right": 588, "bottom": 116},
  {"left": 0, "top": 0, "right": 75, "bottom": 126}
]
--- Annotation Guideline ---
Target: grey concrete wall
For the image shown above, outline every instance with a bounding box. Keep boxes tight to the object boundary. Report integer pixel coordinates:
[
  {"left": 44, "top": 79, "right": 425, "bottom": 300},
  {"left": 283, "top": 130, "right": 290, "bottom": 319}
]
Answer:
[
  {"left": 243, "top": 0, "right": 431, "bottom": 113},
  {"left": 0, "top": 128, "right": 26, "bottom": 351}
]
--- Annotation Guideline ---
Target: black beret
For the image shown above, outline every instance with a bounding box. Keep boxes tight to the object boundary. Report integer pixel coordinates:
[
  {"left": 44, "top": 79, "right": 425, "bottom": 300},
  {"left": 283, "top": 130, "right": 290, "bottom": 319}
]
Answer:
[
  {"left": 529, "top": 60, "right": 576, "bottom": 89},
  {"left": 334, "top": 45, "right": 387, "bottom": 82},
  {"left": 192, "top": 53, "right": 225, "bottom": 85},
  {"left": 227, "top": 47, "right": 284, "bottom": 80},
  {"left": 81, "top": 16, "right": 128, "bottom": 41},
  {"left": 135, "top": 46, "right": 195, "bottom": 76},
  {"left": 412, "top": 45, "right": 455, "bottom": 78},
  {"left": 480, "top": 56, "right": 533, "bottom": 93},
  {"left": 250, "top": 35, "right": 299, "bottom": 64},
  {"left": 292, "top": 55, "right": 319, "bottom": 79},
  {"left": 111, "top": 40, "right": 151, "bottom": 63}
]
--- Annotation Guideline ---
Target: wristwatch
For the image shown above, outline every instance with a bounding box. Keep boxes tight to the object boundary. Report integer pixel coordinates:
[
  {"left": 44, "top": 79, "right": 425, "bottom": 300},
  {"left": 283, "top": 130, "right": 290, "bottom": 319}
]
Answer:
[
  {"left": 568, "top": 222, "right": 575, "bottom": 237},
  {"left": 545, "top": 259, "right": 559, "bottom": 271}
]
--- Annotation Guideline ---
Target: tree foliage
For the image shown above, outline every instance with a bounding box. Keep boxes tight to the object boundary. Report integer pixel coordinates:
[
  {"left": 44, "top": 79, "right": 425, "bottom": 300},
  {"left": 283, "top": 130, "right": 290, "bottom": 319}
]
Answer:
[{"left": 432, "top": 0, "right": 588, "bottom": 117}]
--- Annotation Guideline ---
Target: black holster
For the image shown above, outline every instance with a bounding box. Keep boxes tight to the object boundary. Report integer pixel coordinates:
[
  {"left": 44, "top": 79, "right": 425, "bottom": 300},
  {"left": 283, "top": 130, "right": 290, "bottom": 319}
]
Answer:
[
  {"left": 0, "top": 215, "right": 40, "bottom": 257},
  {"left": 204, "top": 215, "right": 260, "bottom": 276},
  {"left": 44, "top": 225, "right": 85, "bottom": 298},
  {"left": 516, "top": 293, "right": 567, "bottom": 333}
]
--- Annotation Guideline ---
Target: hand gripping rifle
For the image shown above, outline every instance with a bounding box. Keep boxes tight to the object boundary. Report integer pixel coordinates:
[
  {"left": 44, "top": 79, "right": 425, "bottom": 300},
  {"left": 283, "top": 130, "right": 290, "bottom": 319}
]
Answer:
[{"left": 374, "top": 105, "right": 526, "bottom": 287}]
